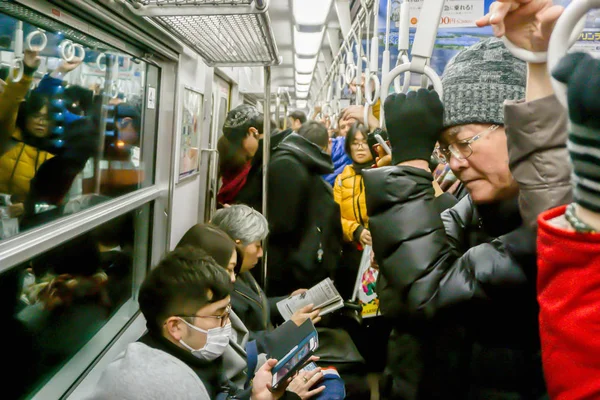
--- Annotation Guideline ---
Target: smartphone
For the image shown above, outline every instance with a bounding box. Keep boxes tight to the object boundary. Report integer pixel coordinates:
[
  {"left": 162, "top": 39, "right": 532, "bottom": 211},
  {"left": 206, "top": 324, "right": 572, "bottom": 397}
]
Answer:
[
  {"left": 301, "top": 362, "right": 318, "bottom": 372},
  {"left": 271, "top": 332, "right": 318, "bottom": 390}
]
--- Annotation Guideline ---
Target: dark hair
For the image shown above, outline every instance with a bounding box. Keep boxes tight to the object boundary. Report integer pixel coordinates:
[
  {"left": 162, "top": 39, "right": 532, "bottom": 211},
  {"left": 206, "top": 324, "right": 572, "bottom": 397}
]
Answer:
[
  {"left": 139, "top": 247, "right": 232, "bottom": 333},
  {"left": 298, "top": 121, "right": 329, "bottom": 149},
  {"left": 289, "top": 111, "right": 307, "bottom": 124},
  {"left": 217, "top": 135, "right": 249, "bottom": 178},
  {"left": 116, "top": 103, "right": 142, "bottom": 135},
  {"left": 17, "top": 91, "right": 50, "bottom": 136},
  {"left": 223, "top": 106, "right": 264, "bottom": 144},
  {"left": 344, "top": 122, "right": 370, "bottom": 157},
  {"left": 177, "top": 224, "right": 243, "bottom": 275}
]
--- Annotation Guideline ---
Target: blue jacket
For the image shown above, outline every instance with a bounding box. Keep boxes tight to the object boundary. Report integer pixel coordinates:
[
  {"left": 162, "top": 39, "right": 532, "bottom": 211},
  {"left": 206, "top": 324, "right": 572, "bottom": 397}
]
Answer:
[
  {"left": 323, "top": 136, "right": 351, "bottom": 186},
  {"left": 36, "top": 74, "right": 84, "bottom": 127}
]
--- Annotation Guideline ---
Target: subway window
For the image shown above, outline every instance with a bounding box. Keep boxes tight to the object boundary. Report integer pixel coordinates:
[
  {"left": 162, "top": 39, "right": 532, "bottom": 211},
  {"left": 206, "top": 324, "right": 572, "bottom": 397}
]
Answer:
[
  {"left": 3, "top": 205, "right": 151, "bottom": 399},
  {"left": 0, "top": 11, "right": 154, "bottom": 241}
]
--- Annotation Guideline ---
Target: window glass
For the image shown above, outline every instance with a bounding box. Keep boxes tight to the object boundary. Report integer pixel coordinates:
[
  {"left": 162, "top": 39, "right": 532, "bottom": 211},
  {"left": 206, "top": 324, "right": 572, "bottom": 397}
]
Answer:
[
  {"left": 0, "top": 10, "right": 154, "bottom": 241},
  {"left": 2, "top": 206, "right": 149, "bottom": 399}
]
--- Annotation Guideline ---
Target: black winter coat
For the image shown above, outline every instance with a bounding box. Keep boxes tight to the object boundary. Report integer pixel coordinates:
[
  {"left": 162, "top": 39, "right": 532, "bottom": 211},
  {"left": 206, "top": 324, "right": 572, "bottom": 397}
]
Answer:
[
  {"left": 363, "top": 165, "right": 545, "bottom": 400},
  {"left": 266, "top": 133, "right": 343, "bottom": 297},
  {"left": 235, "top": 129, "right": 293, "bottom": 211}
]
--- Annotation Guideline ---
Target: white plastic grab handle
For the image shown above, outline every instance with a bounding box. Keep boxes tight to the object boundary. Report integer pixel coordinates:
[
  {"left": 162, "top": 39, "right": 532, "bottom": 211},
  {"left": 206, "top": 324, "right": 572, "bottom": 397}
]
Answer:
[
  {"left": 26, "top": 30, "right": 47, "bottom": 52},
  {"left": 548, "top": 0, "right": 600, "bottom": 108},
  {"left": 503, "top": 11, "right": 586, "bottom": 64},
  {"left": 379, "top": 63, "right": 443, "bottom": 129},
  {"left": 72, "top": 44, "right": 86, "bottom": 62},
  {"left": 96, "top": 53, "right": 107, "bottom": 71},
  {"left": 393, "top": 54, "right": 412, "bottom": 93},
  {"left": 338, "top": 67, "right": 346, "bottom": 91},
  {"left": 60, "top": 39, "right": 75, "bottom": 62},
  {"left": 364, "top": 73, "right": 380, "bottom": 105},
  {"left": 10, "top": 58, "right": 24, "bottom": 83},
  {"left": 346, "top": 63, "right": 357, "bottom": 85}
]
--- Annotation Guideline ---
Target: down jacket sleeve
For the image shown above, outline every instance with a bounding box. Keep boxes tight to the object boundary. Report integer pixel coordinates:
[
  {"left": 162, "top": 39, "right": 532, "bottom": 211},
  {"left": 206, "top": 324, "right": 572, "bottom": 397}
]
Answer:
[
  {"left": 362, "top": 166, "right": 528, "bottom": 319},
  {"left": 505, "top": 95, "right": 572, "bottom": 229}
]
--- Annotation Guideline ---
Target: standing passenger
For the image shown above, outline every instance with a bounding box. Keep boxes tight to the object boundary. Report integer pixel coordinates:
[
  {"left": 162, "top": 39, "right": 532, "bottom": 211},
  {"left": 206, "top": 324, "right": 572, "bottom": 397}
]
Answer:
[{"left": 266, "top": 122, "right": 342, "bottom": 297}]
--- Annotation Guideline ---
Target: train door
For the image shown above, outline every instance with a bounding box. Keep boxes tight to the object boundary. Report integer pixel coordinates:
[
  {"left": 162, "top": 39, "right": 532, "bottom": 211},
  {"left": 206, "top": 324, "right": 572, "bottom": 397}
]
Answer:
[{"left": 203, "top": 76, "right": 230, "bottom": 221}]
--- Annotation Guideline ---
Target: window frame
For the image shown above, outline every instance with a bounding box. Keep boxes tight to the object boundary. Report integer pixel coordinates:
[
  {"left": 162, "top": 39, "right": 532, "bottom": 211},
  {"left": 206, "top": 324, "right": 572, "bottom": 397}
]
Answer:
[{"left": 0, "top": 1, "right": 180, "bottom": 398}]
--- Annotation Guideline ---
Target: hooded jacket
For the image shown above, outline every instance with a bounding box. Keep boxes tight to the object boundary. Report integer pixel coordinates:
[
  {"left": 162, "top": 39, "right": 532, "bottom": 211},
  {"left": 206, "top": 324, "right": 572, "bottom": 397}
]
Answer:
[
  {"left": 234, "top": 129, "right": 294, "bottom": 210},
  {"left": 323, "top": 136, "right": 352, "bottom": 186},
  {"left": 266, "top": 133, "right": 343, "bottom": 296}
]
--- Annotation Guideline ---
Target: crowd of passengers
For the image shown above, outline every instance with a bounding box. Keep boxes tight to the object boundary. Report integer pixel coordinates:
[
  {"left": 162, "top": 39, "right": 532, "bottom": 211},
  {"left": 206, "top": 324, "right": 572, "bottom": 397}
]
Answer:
[
  {"left": 0, "top": 48, "right": 143, "bottom": 233},
  {"left": 5, "top": 0, "right": 600, "bottom": 398},
  {"left": 0, "top": 43, "right": 145, "bottom": 399}
]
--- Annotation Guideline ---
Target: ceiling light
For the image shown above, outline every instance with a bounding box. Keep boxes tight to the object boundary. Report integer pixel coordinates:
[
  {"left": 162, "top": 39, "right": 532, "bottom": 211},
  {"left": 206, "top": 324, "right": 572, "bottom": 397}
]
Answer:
[
  {"left": 296, "top": 91, "right": 308, "bottom": 99},
  {"left": 295, "top": 55, "right": 317, "bottom": 74},
  {"left": 296, "top": 83, "right": 310, "bottom": 92},
  {"left": 296, "top": 72, "right": 312, "bottom": 85},
  {"left": 294, "top": 27, "right": 325, "bottom": 56},
  {"left": 293, "top": 0, "right": 333, "bottom": 26}
]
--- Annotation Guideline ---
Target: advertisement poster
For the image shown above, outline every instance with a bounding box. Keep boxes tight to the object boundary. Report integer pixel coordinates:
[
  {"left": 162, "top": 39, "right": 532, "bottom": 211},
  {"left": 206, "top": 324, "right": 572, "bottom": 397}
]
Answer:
[
  {"left": 401, "top": 0, "right": 485, "bottom": 28},
  {"left": 178, "top": 87, "right": 203, "bottom": 181}
]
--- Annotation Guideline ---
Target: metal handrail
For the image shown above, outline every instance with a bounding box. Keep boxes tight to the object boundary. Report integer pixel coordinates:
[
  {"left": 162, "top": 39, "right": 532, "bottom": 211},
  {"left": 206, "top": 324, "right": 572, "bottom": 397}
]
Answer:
[{"left": 379, "top": 0, "right": 445, "bottom": 128}]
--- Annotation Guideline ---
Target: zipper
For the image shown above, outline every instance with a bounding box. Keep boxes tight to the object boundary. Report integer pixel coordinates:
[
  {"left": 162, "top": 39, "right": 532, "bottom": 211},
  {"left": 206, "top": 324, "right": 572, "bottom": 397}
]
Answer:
[
  {"left": 234, "top": 287, "right": 268, "bottom": 330},
  {"left": 356, "top": 176, "right": 365, "bottom": 226},
  {"left": 317, "top": 226, "right": 324, "bottom": 263}
]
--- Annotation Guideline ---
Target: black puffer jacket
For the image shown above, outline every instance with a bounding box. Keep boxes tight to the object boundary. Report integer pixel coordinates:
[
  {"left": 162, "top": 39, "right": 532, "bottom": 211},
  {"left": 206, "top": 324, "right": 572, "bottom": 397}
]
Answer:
[
  {"left": 363, "top": 165, "right": 544, "bottom": 400},
  {"left": 266, "top": 133, "right": 342, "bottom": 297}
]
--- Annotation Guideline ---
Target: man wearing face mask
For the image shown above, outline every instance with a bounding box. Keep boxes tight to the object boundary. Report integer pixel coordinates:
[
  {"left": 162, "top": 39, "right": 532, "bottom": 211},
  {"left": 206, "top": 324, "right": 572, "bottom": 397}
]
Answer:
[{"left": 88, "top": 248, "right": 304, "bottom": 400}]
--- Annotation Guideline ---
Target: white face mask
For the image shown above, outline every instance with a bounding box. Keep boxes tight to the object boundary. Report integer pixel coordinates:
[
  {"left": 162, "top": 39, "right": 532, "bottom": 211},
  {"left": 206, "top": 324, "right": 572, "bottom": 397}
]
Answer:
[{"left": 179, "top": 318, "right": 232, "bottom": 361}]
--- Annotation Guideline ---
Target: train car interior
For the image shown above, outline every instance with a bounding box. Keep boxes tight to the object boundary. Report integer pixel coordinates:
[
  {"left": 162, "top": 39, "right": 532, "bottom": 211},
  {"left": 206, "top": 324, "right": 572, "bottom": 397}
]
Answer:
[{"left": 0, "top": 0, "right": 599, "bottom": 399}]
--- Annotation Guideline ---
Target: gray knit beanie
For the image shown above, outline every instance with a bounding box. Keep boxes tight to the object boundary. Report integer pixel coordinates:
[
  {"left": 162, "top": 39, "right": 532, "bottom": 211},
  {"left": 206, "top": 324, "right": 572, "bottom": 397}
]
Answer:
[{"left": 442, "top": 37, "right": 526, "bottom": 128}]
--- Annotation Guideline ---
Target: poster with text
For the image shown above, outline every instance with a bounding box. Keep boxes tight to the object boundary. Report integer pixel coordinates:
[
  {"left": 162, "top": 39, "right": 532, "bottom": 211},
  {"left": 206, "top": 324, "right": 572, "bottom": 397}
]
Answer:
[{"left": 178, "top": 87, "right": 203, "bottom": 181}]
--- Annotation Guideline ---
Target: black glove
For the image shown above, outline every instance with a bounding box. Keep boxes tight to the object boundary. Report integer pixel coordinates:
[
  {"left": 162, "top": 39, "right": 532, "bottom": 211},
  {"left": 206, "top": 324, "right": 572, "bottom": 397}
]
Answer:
[
  {"left": 552, "top": 52, "right": 600, "bottom": 212},
  {"left": 383, "top": 88, "right": 443, "bottom": 165}
]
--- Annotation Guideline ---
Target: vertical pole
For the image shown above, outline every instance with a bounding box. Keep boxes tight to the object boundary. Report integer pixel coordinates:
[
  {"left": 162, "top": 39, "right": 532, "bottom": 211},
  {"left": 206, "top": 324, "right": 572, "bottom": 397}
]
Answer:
[{"left": 262, "top": 66, "right": 271, "bottom": 291}]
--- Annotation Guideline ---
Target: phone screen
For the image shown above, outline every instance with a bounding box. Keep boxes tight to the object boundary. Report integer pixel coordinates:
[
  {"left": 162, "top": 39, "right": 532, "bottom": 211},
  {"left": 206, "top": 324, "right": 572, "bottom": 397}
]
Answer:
[{"left": 271, "top": 334, "right": 317, "bottom": 389}]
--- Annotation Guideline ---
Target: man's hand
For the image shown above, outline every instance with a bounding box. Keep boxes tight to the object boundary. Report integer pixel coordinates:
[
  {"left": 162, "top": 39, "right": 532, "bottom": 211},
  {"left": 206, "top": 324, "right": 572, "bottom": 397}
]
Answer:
[
  {"left": 476, "top": 0, "right": 563, "bottom": 52},
  {"left": 57, "top": 58, "right": 83, "bottom": 75},
  {"left": 23, "top": 49, "right": 41, "bottom": 71},
  {"left": 251, "top": 359, "right": 286, "bottom": 400},
  {"left": 290, "top": 289, "right": 308, "bottom": 297},
  {"left": 341, "top": 105, "right": 379, "bottom": 132}
]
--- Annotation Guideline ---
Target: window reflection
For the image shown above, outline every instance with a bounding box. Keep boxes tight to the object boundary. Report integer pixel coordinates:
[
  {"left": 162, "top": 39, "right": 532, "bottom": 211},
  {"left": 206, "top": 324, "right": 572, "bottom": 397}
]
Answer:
[
  {"left": 0, "top": 14, "right": 151, "bottom": 240},
  {"left": 3, "top": 209, "right": 139, "bottom": 399}
]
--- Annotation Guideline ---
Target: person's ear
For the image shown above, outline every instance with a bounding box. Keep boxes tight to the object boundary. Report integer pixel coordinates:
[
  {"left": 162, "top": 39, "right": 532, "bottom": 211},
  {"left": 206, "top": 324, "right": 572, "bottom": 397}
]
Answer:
[
  {"left": 248, "top": 127, "right": 259, "bottom": 138},
  {"left": 164, "top": 317, "right": 186, "bottom": 341}
]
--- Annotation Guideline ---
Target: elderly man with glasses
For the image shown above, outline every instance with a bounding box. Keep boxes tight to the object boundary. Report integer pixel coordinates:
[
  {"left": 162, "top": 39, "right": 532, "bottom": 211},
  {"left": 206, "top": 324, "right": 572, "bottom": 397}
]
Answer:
[{"left": 362, "top": 21, "right": 570, "bottom": 398}]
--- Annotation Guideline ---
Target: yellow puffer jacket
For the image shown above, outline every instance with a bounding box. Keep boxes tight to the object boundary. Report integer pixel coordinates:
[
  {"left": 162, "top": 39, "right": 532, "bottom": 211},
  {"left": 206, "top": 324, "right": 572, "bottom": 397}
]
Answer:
[
  {"left": 0, "top": 74, "right": 54, "bottom": 198},
  {"left": 333, "top": 164, "right": 369, "bottom": 243},
  {"left": 372, "top": 99, "right": 380, "bottom": 121}
]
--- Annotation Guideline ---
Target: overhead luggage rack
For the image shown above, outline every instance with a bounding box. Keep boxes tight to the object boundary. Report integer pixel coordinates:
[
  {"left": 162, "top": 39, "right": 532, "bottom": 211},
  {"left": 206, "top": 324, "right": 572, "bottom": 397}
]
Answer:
[{"left": 118, "top": 0, "right": 281, "bottom": 66}]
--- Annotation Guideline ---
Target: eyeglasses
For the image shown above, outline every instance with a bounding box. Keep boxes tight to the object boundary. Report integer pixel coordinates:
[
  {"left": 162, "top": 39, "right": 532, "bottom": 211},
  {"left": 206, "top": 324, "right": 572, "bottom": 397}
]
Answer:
[
  {"left": 351, "top": 141, "right": 368, "bottom": 149},
  {"left": 434, "top": 125, "right": 500, "bottom": 164},
  {"left": 178, "top": 304, "right": 232, "bottom": 327}
]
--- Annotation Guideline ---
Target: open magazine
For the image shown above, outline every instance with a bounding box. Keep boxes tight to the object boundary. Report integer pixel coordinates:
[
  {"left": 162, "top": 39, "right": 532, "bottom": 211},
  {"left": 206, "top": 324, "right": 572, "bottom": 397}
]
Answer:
[
  {"left": 352, "top": 245, "right": 380, "bottom": 318},
  {"left": 277, "top": 278, "right": 344, "bottom": 321}
]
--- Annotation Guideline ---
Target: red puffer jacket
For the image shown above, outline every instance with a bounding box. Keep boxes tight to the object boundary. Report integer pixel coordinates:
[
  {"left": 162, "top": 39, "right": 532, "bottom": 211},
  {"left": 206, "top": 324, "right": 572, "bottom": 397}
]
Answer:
[{"left": 538, "top": 205, "right": 600, "bottom": 400}]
